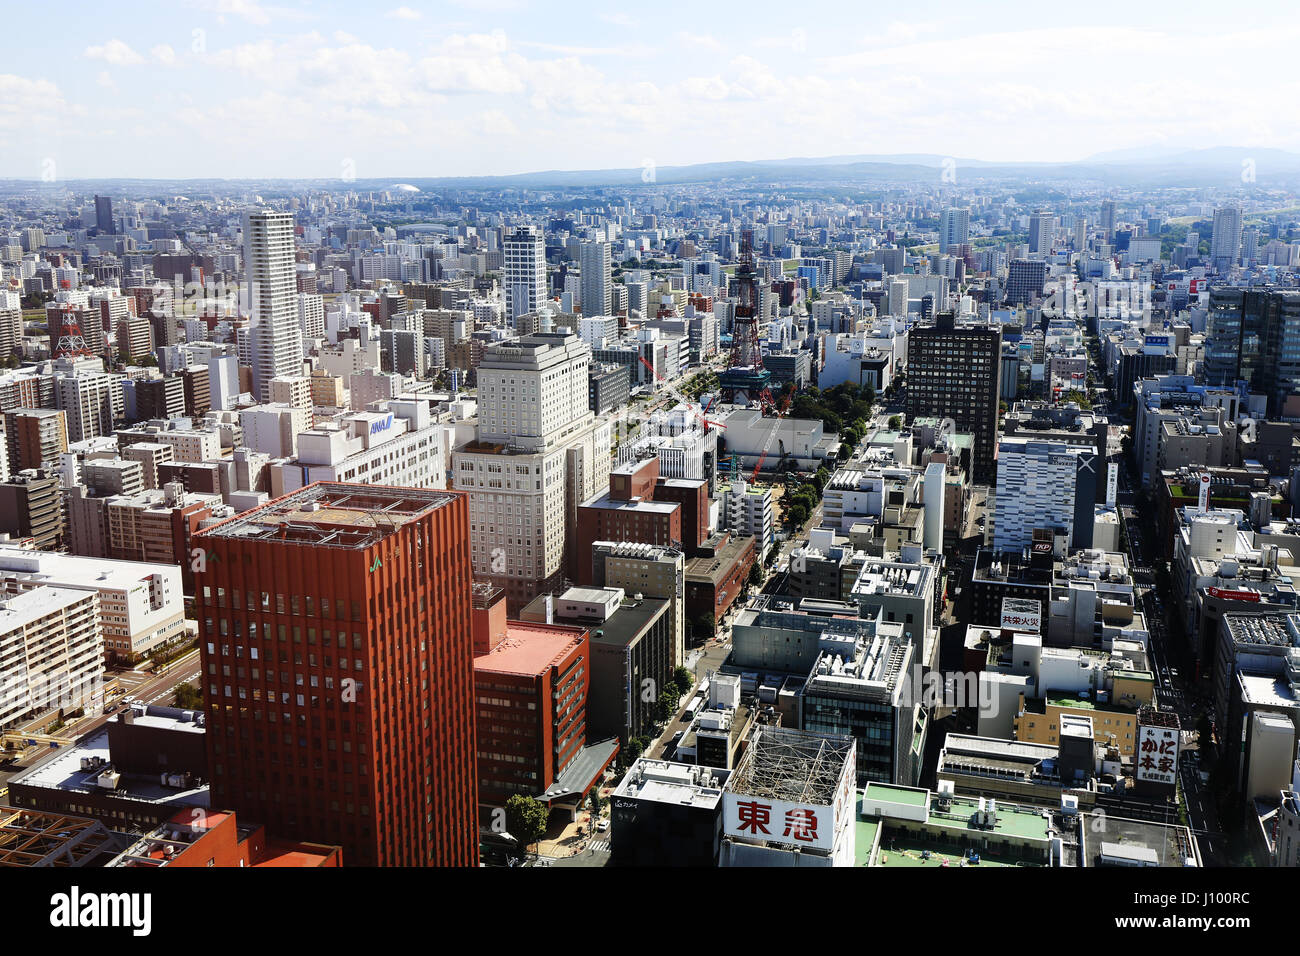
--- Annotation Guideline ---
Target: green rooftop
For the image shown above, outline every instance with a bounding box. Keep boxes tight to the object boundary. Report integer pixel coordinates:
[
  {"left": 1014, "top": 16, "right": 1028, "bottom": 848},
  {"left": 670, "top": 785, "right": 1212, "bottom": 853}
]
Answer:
[
  {"left": 874, "top": 832, "right": 1036, "bottom": 868},
  {"left": 864, "top": 782, "right": 929, "bottom": 807}
]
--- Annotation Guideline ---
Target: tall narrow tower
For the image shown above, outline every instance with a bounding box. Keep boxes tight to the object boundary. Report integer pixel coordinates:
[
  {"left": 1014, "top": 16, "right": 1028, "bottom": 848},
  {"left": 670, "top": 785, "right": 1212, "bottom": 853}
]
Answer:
[
  {"left": 245, "top": 209, "right": 303, "bottom": 401},
  {"left": 719, "top": 230, "right": 772, "bottom": 407},
  {"left": 503, "top": 225, "right": 546, "bottom": 324}
]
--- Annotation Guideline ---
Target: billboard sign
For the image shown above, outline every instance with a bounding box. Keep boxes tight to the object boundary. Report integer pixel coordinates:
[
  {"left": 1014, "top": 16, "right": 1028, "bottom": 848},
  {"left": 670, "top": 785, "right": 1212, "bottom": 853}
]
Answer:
[
  {"left": 1000, "top": 598, "right": 1041, "bottom": 634},
  {"left": 1136, "top": 724, "right": 1179, "bottom": 786},
  {"left": 724, "top": 795, "right": 834, "bottom": 852},
  {"left": 1206, "top": 586, "right": 1261, "bottom": 603}
]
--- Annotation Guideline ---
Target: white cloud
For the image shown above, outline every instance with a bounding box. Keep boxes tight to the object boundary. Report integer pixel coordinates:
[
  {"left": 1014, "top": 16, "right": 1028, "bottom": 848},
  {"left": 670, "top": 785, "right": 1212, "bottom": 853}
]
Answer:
[
  {"left": 96, "top": 71, "right": 117, "bottom": 91},
  {"left": 476, "top": 109, "right": 518, "bottom": 135},
  {"left": 196, "top": 0, "right": 272, "bottom": 26},
  {"left": 0, "top": 73, "right": 69, "bottom": 131},
  {"left": 420, "top": 32, "right": 525, "bottom": 94},
  {"left": 386, "top": 6, "right": 421, "bottom": 19},
  {"left": 84, "top": 40, "right": 143, "bottom": 66},
  {"left": 675, "top": 32, "right": 722, "bottom": 52},
  {"left": 151, "top": 44, "right": 177, "bottom": 66}
]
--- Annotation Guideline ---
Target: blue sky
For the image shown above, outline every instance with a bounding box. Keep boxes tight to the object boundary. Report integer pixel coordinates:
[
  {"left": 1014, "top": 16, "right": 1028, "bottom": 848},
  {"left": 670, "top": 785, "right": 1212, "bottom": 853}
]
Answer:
[{"left": 3, "top": 0, "right": 1300, "bottom": 180}]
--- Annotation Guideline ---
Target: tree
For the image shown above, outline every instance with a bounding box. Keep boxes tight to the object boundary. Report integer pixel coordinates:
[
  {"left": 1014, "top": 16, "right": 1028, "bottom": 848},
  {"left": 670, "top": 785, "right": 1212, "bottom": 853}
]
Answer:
[
  {"left": 504, "top": 795, "right": 549, "bottom": 852},
  {"left": 672, "top": 666, "right": 694, "bottom": 698},
  {"left": 653, "top": 691, "right": 678, "bottom": 724},
  {"left": 748, "top": 561, "right": 763, "bottom": 586},
  {"left": 785, "top": 501, "right": 809, "bottom": 526},
  {"left": 888, "top": 415, "right": 902, "bottom": 431},
  {"left": 696, "top": 613, "right": 715, "bottom": 639},
  {"left": 173, "top": 682, "right": 203, "bottom": 709},
  {"left": 588, "top": 789, "right": 605, "bottom": 818}
]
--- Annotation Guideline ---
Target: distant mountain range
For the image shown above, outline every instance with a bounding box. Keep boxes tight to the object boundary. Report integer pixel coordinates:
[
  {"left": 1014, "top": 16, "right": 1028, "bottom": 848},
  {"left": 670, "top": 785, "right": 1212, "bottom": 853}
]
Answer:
[
  {"left": 391, "top": 146, "right": 1300, "bottom": 190},
  {"left": 5, "top": 146, "right": 1300, "bottom": 192}
]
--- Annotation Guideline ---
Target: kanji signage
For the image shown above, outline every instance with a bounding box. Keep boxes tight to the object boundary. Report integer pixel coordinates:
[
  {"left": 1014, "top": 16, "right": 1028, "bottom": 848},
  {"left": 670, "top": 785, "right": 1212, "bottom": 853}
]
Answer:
[
  {"left": 724, "top": 796, "right": 834, "bottom": 851},
  {"left": 1136, "top": 724, "right": 1179, "bottom": 786}
]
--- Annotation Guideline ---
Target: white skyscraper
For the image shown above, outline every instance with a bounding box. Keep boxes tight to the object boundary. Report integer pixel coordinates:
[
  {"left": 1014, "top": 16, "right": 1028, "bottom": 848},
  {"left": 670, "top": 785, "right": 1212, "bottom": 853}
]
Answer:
[
  {"left": 580, "top": 239, "right": 612, "bottom": 316},
  {"left": 245, "top": 210, "right": 302, "bottom": 401},
  {"left": 992, "top": 438, "right": 1083, "bottom": 554},
  {"left": 297, "top": 292, "right": 325, "bottom": 340},
  {"left": 503, "top": 225, "right": 546, "bottom": 324},
  {"left": 452, "top": 331, "right": 610, "bottom": 611},
  {"left": 1211, "top": 206, "right": 1243, "bottom": 270},
  {"left": 939, "top": 207, "right": 969, "bottom": 255}
]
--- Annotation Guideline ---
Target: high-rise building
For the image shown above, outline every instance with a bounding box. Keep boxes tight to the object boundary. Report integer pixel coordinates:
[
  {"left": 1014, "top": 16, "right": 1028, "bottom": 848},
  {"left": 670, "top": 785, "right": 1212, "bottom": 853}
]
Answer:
[
  {"left": 298, "top": 292, "right": 325, "bottom": 340},
  {"left": 0, "top": 585, "right": 101, "bottom": 730},
  {"left": 580, "top": 240, "right": 612, "bottom": 317},
  {"left": 3, "top": 408, "right": 67, "bottom": 473},
  {"left": 939, "top": 207, "right": 969, "bottom": 255},
  {"left": 94, "top": 195, "right": 114, "bottom": 235},
  {"left": 905, "top": 312, "right": 1002, "bottom": 483},
  {"left": 503, "top": 226, "right": 546, "bottom": 324},
  {"left": 1005, "top": 259, "right": 1049, "bottom": 306},
  {"left": 245, "top": 210, "right": 303, "bottom": 401},
  {"left": 0, "top": 470, "right": 65, "bottom": 550},
  {"left": 194, "top": 482, "right": 479, "bottom": 867},
  {"left": 991, "top": 438, "right": 1099, "bottom": 554},
  {"left": 1099, "top": 200, "right": 1117, "bottom": 243},
  {"left": 454, "top": 332, "right": 611, "bottom": 612},
  {"left": 1211, "top": 206, "right": 1243, "bottom": 271},
  {"left": 54, "top": 364, "right": 121, "bottom": 444},
  {"left": 1205, "top": 287, "right": 1300, "bottom": 416},
  {"left": 1028, "top": 211, "right": 1055, "bottom": 256}
]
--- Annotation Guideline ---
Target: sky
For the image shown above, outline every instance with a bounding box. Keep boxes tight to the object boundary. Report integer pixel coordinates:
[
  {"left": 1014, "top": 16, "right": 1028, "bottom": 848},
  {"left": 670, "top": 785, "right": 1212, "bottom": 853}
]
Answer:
[{"left": 3, "top": 0, "right": 1300, "bottom": 181}]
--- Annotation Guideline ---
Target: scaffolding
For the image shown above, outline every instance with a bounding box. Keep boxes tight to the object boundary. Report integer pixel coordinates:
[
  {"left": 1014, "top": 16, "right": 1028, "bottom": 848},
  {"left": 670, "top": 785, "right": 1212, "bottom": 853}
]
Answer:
[
  {"left": 0, "top": 807, "right": 127, "bottom": 867},
  {"left": 727, "top": 726, "right": 853, "bottom": 806}
]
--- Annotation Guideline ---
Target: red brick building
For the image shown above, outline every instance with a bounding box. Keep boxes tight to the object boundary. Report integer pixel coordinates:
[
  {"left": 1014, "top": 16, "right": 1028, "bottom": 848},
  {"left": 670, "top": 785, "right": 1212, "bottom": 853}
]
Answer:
[
  {"left": 653, "top": 477, "right": 710, "bottom": 554},
  {"left": 575, "top": 458, "right": 682, "bottom": 585},
  {"left": 685, "top": 531, "right": 758, "bottom": 624},
  {"left": 194, "top": 482, "right": 478, "bottom": 867},
  {"left": 472, "top": 585, "right": 613, "bottom": 812},
  {"left": 574, "top": 457, "right": 712, "bottom": 585}
]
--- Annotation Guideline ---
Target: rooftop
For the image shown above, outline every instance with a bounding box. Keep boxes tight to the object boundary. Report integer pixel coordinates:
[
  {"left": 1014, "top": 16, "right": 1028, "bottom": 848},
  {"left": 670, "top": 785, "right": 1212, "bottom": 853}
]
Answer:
[
  {"left": 11, "top": 728, "right": 209, "bottom": 809},
  {"left": 727, "top": 726, "right": 854, "bottom": 806},
  {"left": 614, "top": 758, "right": 729, "bottom": 809},
  {"left": 198, "top": 481, "right": 456, "bottom": 549},
  {"left": 474, "top": 621, "right": 587, "bottom": 676}
]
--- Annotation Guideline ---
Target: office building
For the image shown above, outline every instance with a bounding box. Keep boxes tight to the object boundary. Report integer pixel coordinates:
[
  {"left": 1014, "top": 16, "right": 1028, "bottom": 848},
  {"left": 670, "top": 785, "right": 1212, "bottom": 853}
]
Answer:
[
  {"left": 580, "top": 240, "right": 612, "bottom": 317},
  {"left": 503, "top": 226, "right": 546, "bottom": 323},
  {"left": 472, "top": 584, "right": 615, "bottom": 812},
  {"left": 939, "top": 207, "right": 969, "bottom": 255},
  {"left": 1005, "top": 259, "right": 1049, "bottom": 306},
  {"left": 194, "top": 482, "right": 478, "bottom": 867},
  {"left": 905, "top": 313, "right": 1002, "bottom": 483},
  {"left": 1205, "top": 288, "right": 1300, "bottom": 416},
  {"left": 1211, "top": 206, "right": 1243, "bottom": 270},
  {"left": 992, "top": 438, "right": 1099, "bottom": 554}
]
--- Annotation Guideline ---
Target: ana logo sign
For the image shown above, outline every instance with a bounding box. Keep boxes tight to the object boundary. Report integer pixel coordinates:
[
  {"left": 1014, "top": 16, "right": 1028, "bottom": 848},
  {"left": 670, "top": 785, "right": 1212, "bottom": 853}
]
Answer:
[{"left": 369, "top": 414, "right": 393, "bottom": 436}]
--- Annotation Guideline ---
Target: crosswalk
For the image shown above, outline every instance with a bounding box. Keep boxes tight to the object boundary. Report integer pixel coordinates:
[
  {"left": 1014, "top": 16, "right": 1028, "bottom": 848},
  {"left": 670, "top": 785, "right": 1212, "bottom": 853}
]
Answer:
[{"left": 588, "top": 839, "right": 611, "bottom": 853}]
